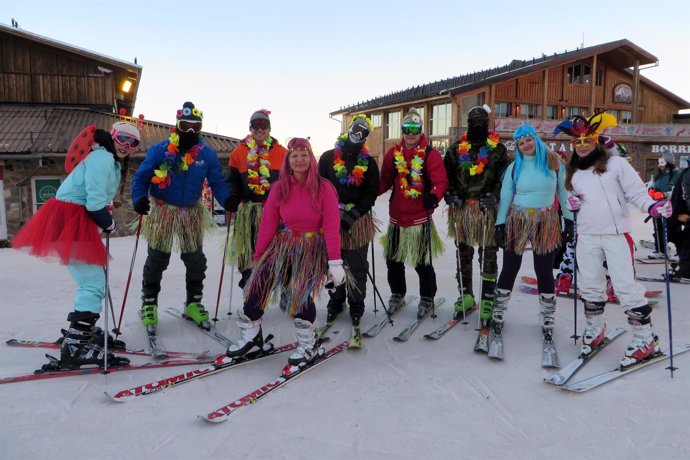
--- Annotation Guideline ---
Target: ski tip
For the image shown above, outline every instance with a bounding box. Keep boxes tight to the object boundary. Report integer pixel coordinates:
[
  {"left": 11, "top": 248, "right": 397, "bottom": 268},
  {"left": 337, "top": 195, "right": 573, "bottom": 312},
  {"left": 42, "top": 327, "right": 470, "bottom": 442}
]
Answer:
[
  {"left": 104, "top": 391, "right": 128, "bottom": 403},
  {"left": 199, "top": 413, "right": 227, "bottom": 423}
]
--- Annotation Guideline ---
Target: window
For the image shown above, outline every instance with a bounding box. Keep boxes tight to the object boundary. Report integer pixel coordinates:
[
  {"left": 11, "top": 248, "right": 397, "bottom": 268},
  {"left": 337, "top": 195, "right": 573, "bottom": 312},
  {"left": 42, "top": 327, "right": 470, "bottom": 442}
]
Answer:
[
  {"left": 386, "top": 111, "right": 401, "bottom": 139},
  {"left": 595, "top": 69, "right": 602, "bottom": 86},
  {"left": 430, "top": 103, "right": 451, "bottom": 136},
  {"left": 546, "top": 105, "right": 559, "bottom": 120},
  {"left": 582, "top": 65, "right": 591, "bottom": 84},
  {"left": 567, "top": 64, "right": 595, "bottom": 84},
  {"left": 494, "top": 102, "right": 511, "bottom": 117},
  {"left": 565, "top": 107, "right": 581, "bottom": 117},
  {"left": 519, "top": 104, "right": 540, "bottom": 119},
  {"left": 370, "top": 114, "right": 382, "bottom": 128},
  {"left": 608, "top": 109, "right": 619, "bottom": 120},
  {"left": 620, "top": 110, "right": 632, "bottom": 124},
  {"left": 431, "top": 139, "right": 449, "bottom": 154}
]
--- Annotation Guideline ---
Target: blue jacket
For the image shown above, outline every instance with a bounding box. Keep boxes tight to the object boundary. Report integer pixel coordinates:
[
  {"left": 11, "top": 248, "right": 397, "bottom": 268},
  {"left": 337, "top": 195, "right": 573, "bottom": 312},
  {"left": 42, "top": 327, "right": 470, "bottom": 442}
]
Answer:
[
  {"left": 131, "top": 140, "right": 230, "bottom": 207},
  {"left": 56, "top": 146, "right": 121, "bottom": 210}
]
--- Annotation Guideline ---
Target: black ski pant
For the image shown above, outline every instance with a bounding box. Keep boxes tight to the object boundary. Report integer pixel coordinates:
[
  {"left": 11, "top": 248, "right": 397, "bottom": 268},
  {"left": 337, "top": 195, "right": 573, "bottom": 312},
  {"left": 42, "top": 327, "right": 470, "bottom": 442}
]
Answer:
[
  {"left": 457, "top": 242, "right": 498, "bottom": 299},
  {"left": 330, "top": 245, "right": 368, "bottom": 305},
  {"left": 142, "top": 246, "right": 207, "bottom": 304},
  {"left": 497, "top": 249, "right": 557, "bottom": 293}
]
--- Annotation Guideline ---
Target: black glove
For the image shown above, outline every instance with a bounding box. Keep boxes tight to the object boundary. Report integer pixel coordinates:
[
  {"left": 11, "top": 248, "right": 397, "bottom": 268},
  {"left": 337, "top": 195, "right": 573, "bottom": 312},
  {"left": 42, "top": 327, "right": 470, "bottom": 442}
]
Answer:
[
  {"left": 224, "top": 196, "right": 240, "bottom": 213},
  {"left": 422, "top": 193, "right": 439, "bottom": 210},
  {"left": 103, "top": 220, "right": 117, "bottom": 234},
  {"left": 87, "top": 207, "right": 115, "bottom": 232},
  {"left": 479, "top": 193, "right": 498, "bottom": 210},
  {"left": 563, "top": 219, "right": 575, "bottom": 243},
  {"left": 340, "top": 209, "right": 360, "bottom": 233},
  {"left": 133, "top": 197, "right": 150, "bottom": 215},
  {"left": 494, "top": 224, "right": 506, "bottom": 249},
  {"left": 444, "top": 190, "right": 464, "bottom": 207}
]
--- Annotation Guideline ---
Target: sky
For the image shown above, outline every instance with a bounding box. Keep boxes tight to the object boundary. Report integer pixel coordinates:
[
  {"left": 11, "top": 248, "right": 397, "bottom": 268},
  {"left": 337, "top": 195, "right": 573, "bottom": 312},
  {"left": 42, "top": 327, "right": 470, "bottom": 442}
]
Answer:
[{"left": 2, "top": 0, "right": 689, "bottom": 155}]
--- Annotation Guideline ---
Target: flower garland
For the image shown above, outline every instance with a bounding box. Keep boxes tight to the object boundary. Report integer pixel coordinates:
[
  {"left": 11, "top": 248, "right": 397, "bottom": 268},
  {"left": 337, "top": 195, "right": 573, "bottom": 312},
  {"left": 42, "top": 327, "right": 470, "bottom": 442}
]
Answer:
[
  {"left": 393, "top": 145, "right": 426, "bottom": 199},
  {"left": 244, "top": 135, "right": 273, "bottom": 195},
  {"left": 456, "top": 130, "right": 500, "bottom": 176},
  {"left": 151, "top": 131, "right": 203, "bottom": 189},
  {"left": 332, "top": 133, "right": 370, "bottom": 186}
]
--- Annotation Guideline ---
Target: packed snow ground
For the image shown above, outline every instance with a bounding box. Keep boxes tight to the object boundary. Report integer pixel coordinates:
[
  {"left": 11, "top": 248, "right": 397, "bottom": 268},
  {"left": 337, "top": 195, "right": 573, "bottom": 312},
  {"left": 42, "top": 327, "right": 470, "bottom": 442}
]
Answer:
[{"left": 1, "top": 197, "right": 689, "bottom": 460}]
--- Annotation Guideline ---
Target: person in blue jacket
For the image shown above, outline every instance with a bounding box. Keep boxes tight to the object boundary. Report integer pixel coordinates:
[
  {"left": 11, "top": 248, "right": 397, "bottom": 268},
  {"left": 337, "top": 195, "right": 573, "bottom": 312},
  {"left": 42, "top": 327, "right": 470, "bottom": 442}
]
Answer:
[
  {"left": 131, "top": 102, "right": 232, "bottom": 329},
  {"left": 13, "top": 122, "right": 141, "bottom": 369}
]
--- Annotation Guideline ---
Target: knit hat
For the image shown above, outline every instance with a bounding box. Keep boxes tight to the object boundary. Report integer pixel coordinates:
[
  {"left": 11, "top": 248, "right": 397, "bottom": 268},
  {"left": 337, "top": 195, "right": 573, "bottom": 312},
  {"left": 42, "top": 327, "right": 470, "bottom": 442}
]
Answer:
[
  {"left": 662, "top": 151, "right": 676, "bottom": 165},
  {"left": 250, "top": 109, "right": 271, "bottom": 124},
  {"left": 176, "top": 101, "right": 203, "bottom": 122},
  {"left": 111, "top": 122, "right": 140, "bottom": 140},
  {"left": 401, "top": 108, "right": 423, "bottom": 126}
]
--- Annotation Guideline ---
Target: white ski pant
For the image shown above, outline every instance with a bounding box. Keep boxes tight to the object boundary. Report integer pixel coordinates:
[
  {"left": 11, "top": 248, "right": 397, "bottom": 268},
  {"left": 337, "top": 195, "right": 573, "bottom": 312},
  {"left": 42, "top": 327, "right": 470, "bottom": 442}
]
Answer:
[{"left": 576, "top": 233, "right": 647, "bottom": 309}]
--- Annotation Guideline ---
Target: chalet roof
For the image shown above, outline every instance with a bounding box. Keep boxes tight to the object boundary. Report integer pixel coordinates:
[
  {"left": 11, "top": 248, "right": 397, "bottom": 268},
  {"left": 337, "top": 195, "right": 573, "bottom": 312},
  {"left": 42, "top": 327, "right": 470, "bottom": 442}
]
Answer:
[
  {"left": 0, "top": 105, "right": 240, "bottom": 156},
  {"left": 331, "top": 39, "right": 682, "bottom": 114}
]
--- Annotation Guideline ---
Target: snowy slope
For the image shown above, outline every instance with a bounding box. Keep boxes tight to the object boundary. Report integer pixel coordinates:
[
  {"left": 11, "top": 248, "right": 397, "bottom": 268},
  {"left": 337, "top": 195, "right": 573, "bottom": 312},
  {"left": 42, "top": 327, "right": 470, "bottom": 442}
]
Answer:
[{"left": 1, "top": 199, "right": 689, "bottom": 460}]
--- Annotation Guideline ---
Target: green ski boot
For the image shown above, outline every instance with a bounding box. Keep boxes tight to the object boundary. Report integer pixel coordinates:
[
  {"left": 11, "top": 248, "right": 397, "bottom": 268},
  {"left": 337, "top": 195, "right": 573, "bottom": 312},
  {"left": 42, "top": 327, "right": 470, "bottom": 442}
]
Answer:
[
  {"left": 140, "top": 304, "right": 158, "bottom": 327},
  {"left": 454, "top": 293, "right": 475, "bottom": 314},
  {"left": 184, "top": 302, "right": 211, "bottom": 328}
]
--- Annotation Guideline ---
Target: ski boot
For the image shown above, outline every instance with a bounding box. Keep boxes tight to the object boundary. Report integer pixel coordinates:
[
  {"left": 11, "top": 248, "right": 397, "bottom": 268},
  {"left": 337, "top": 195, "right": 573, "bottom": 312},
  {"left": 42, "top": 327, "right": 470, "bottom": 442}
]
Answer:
[
  {"left": 554, "top": 273, "right": 572, "bottom": 297},
  {"left": 349, "top": 301, "right": 365, "bottom": 327},
  {"left": 416, "top": 296, "right": 434, "bottom": 319},
  {"left": 59, "top": 311, "right": 129, "bottom": 370},
  {"left": 140, "top": 299, "right": 158, "bottom": 328},
  {"left": 454, "top": 293, "right": 475, "bottom": 318},
  {"left": 184, "top": 301, "right": 211, "bottom": 329},
  {"left": 326, "top": 297, "right": 346, "bottom": 324},
  {"left": 620, "top": 305, "right": 660, "bottom": 368},
  {"left": 581, "top": 300, "right": 606, "bottom": 355},
  {"left": 226, "top": 312, "right": 263, "bottom": 358},
  {"left": 288, "top": 318, "right": 319, "bottom": 366},
  {"left": 539, "top": 294, "right": 557, "bottom": 333},
  {"left": 388, "top": 293, "right": 405, "bottom": 312},
  {"left": 91, "top": 327, "right": 127, "bottom": 351},
  {"left": 491, "top": 289, "right": 510, "bottom": 331}
]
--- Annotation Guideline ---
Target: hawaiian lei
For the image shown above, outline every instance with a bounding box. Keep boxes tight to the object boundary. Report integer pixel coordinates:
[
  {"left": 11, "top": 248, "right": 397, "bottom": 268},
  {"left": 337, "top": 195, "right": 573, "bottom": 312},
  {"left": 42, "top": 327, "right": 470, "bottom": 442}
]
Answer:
[
  {"left": 456, "top": 130, "right": 500, "bottom": 176},
  {"left": 151, "top": 130, "right": 203, "bottom": 189},
  {"left": 333, "top": 133, "right": 370, "bottom": 186},
  {"left": 393, "top": 145, "right": 426, "bottom": 199},
  {"left": 245, "top": 135, "right": 273, "bottom": 195}
]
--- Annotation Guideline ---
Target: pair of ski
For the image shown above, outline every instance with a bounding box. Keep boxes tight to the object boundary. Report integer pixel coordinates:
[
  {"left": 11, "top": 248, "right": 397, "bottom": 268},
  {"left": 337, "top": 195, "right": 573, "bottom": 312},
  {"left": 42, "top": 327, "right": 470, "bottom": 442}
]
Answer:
[
  {"left": 360, "top": 296, "right": 452, "bottom": 342},
  {"left": 317, "top": 306, "right": 362, "bottom": 350},
  {"left": 544, "top": 328, "right": 690, "bottom": 392}
]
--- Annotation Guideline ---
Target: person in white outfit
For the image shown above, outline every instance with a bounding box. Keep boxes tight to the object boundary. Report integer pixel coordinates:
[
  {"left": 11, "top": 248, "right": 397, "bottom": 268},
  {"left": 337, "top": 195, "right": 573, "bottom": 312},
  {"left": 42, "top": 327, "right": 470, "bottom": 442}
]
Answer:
[{"left": 555, "top": 112, "right": 673, "bottom": 368}]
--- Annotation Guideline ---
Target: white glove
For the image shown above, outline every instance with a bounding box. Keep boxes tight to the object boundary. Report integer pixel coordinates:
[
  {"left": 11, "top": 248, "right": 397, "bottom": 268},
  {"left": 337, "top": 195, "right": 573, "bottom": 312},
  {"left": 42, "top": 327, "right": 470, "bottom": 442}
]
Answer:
[
  {"left": 567, "top": 194, "right": 582, "bottom": 212},
  {"left": 327, "top": 259, "right": 346, "bottom": 288}
]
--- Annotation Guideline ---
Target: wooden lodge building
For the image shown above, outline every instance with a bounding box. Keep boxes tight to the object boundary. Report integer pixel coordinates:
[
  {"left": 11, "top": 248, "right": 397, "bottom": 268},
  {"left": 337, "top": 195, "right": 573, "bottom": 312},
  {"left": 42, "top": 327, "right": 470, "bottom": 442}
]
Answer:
[
  {"left": 0, "top": 23, "right": 239, "bottom": 243},
  {"left": 332, "top": 39, "right": 690, "bottom": 181}
]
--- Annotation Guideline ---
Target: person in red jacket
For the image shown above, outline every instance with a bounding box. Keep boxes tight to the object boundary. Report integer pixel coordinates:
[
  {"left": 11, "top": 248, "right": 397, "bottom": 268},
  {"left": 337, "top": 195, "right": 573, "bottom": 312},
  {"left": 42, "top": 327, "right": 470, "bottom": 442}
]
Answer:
[
  {"left": 225, "top": 109, "right": 287, "bottom": 289},
  {"left": 379, "top": 108, "right": 448, "bottom": 317}
]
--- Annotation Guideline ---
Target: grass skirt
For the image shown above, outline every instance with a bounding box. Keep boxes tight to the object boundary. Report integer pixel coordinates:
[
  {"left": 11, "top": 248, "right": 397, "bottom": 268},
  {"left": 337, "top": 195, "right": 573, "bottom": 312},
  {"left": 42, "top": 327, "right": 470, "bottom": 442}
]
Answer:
[
  {"left": 12, "top": 198, "right": 105, "bottom": 265},
  {"left": 227, "top": 201, "right": 263, "bottom": 271},
  {"left": 341, "top": 211, "right": 380, "bottom": 250},
  {"left": 506, "top": 205, "right": 561, "bottom": 255},
  {"left": 245, "top": 229, "right": 329, "bottom": 316},
  {"left": 139, "top": 200, "right": 216, "bottom": 253},
  {"left": 381, "top": 221, "right": 444, "bottom": 266},
  {"left": 447, "top": 201, "right": 496, "bottom": 246}
]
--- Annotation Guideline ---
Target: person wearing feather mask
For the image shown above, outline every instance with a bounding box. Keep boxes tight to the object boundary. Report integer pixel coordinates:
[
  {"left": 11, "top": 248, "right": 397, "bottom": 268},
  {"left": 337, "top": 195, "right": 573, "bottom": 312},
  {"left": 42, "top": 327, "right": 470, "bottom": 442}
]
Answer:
[
  {"left": 556, "top": 112, "right": 671, "bottom": 368},
  {"left": 443, "top": 105, "right": 509, "bottom": 352}
]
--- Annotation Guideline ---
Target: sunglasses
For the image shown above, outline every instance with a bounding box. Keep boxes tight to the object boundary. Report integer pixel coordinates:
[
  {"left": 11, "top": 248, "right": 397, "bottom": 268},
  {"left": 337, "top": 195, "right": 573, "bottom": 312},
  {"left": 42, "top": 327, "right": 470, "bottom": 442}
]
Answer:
[
  {"left": 401, "top": 124, "right": 422, "bottom": 135},
  {"left": 573, "top": 137, "right": 596, "bottom": 147},
  {"left": 178, "top": 120, "right": 202, "bottom": 133},
  {"left": 112, "top": 130, "right": 140, "bottom": 149},
  {"left": 251, "top": 122, "right": 270, "bottom": 131}
]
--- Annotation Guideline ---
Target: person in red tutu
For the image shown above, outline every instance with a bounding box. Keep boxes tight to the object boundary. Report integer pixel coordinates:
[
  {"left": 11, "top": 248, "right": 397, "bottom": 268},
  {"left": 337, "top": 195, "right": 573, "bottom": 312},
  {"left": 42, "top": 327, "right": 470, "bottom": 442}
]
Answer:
[{"left": 12, "top": 122, "right": 141, "bottom": 369}]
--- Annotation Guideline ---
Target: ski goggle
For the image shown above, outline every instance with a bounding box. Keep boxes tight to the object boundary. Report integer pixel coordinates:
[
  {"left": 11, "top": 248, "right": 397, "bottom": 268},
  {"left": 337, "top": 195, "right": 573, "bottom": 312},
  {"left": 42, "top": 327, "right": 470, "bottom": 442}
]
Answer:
[
  {"left": 250, "top": 121, "right": 270, "bottom": 131},
  {"left": 348, "top": 123, "right": 370, "bottom": 143},
  {"left": 177, "top": 119, "right": 202, "bottom": 133},
  {"left": 111, "top": 130, "right": 140, "bottom": 149},
  {"left": 401, "top": 123, "right": 422, "bottom": 135}
]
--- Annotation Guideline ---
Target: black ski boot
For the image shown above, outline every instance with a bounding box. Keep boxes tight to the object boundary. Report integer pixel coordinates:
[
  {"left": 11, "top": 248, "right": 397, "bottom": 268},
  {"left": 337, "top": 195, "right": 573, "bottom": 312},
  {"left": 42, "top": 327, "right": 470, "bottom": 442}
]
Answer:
[
  {"left": 350, "top": 301, "right": 365, "bottom": 326},
  {"left": 60, "top": 312, "right": 130, "bottom": 370},
  {"left": 326, "top": 297, "right": 346, "bottom": 323},
  {"left": 91, "top": 327, "right": 127, "bottom": 350}
]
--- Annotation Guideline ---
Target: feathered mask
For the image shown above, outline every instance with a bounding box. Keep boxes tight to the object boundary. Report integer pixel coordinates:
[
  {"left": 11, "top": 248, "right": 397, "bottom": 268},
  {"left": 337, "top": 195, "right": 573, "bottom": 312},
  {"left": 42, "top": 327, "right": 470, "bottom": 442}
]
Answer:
[{"left": 553, "top": 112, "right": 617, "bottom": 140}]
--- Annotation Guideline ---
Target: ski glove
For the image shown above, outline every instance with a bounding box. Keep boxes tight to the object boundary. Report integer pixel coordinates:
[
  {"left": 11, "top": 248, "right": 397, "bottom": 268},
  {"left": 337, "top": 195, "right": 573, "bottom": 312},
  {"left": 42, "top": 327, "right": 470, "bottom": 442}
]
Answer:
[
  {"left": 444, "top": 190, "right": 463, "bottom": 207},
  {"left": 422, "top": 193, "right": 439, "bottom": 210},
  {"left": 563, "top": 219, "right": 575, "bottom": 243},
  {"left": 133, "top": 197, "right": 150, "bottom": 215},
  {"left": 224, "top": 196, "right": 240, "bottom": 213},
  {"left": 566, "top": 194, "right": 581, "bottom": 211},
  {"left": 494, "top": 224, "right": 506, "bottom": 249},
  {"left": 325, "top": 259, "right": 346, "bottom": 291},
  {"left": 87, "top": 207, "right": 115, "bottom": 232},
  {"left": 479, "top": 193, "right": 498, "bottom": 210},
  {"left": 103, "top": 220, "right": 117, "bottom": 234},
  {"left": 649, "top": 200, "right": 672, "bottom": 218}
]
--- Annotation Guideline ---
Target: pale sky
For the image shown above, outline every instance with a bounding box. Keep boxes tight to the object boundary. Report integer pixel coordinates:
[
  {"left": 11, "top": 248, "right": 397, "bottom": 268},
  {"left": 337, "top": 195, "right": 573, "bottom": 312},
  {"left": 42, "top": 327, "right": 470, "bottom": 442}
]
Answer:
[{"left": 2, "top": 0, "right": 689, "bottom": 155}]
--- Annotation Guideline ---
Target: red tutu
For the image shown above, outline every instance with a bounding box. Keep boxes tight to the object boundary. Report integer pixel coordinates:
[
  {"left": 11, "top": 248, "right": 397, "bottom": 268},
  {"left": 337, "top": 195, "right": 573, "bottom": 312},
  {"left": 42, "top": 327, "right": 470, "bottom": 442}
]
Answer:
[{"left": 12, "top": 198, "right": 106, "bottom": 266}]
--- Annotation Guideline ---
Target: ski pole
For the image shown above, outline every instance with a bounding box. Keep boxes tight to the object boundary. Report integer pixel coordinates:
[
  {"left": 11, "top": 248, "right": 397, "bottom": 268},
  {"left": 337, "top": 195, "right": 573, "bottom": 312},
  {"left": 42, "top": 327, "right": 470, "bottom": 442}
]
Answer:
[
  {"left": 661, "top": 217, "right": 677, "bottom": 377},
  {"left": 477, "top": 209, "right": 488, "bottom": 331},
  {"left": 352, "top": 248, "right": 393, "bottom": 325},
  {"left": 425, "top": 208, "right": 437, "bottom": 319},
  {"left": 569, "top": 213, "right": 579, "bottom": 342},
  {"left": 213, "top": 211, "right": 233, "bottom": 323},
  {"left": 454, "top": 239, "right": 468, "bottom": 324},
  {"left": 103, "top": 232, "right": 110, "bottom": 375},
  {"left": 371, "top": 241, "right": 378, "bottom": 314},
  {"left": 115, "top": 215, "right": 142, "bottom": 338}
]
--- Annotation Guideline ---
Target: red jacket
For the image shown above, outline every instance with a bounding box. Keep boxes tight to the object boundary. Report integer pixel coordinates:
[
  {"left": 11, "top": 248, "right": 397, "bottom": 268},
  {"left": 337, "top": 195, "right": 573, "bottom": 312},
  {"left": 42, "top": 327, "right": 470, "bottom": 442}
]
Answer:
[{"left": 379, "top": 134, "right": 448, "bottom": 227}]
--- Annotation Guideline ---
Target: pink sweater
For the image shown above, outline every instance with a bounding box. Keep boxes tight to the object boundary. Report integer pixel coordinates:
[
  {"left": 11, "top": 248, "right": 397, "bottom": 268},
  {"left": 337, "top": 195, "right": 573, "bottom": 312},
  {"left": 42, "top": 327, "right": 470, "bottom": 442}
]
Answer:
[{"left": 253, "top": 176, "right": 341, "bottom": 261}]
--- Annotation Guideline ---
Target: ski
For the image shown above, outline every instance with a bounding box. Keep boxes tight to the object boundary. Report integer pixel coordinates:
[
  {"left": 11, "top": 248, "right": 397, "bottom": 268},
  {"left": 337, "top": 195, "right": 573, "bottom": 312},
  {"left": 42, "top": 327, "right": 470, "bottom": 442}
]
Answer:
[
  {"left": 522, "top": 276, "right": 662, "bottom": 298},
  {"left": 541, "top": 332, "right": 559, "bottom": 368},
  {"left": 316, "top": 306, "right": 349, "bottom": 343},
  {"left": 5, "top": 338, "right": 209, "bottom": 360},
  {"left": 145, "top": 325, "right": 168, "bottom": 358},
  {"left": 423, "top": 305, "right": 478, "bottom": 340},
  {"left": 544, "top": 327, "right": 626, "bottom": 386},
  {"left": 393, "top": 298, "right": 446, "bottom": 342},
  {"left": 562, "top": 344, "right": 690, "bottom": 392},
  {"left": 0, "top": 355, "right": 213, "bottom": 385},
  {"left": 637, "top": 276, "right": 690, "bottom": 284},
  {"left": 362, "top": 295, "right": 416, "bottom": 338},
  {"left": 106, "top": 336, "right": 297, "bottom": 402},
  {"left": 348, "top": 325, "right": 362, "bottom": 349},
  {"left": 200, "top": 341, "right": 349, "bottom": 423},
  {"left": 164, "top": 307, "right": 234, "bottom": 348},
  {"left": 474, "top": 300, "right": 493, "bottom": 353}
]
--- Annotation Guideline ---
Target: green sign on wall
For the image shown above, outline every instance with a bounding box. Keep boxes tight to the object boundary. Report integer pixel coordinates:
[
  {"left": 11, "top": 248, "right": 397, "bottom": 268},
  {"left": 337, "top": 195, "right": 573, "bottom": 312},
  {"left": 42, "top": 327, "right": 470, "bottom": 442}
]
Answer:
[{"left": 33, "top": 177, "right": 62, "bottom": 211}]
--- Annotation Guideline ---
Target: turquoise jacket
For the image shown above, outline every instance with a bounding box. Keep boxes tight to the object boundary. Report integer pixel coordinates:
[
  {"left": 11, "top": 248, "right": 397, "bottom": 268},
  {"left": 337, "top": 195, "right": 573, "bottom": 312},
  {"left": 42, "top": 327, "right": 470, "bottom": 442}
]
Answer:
[{"left": 56, "top": 145, "right": 121, "bottom": 210}]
